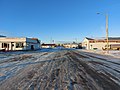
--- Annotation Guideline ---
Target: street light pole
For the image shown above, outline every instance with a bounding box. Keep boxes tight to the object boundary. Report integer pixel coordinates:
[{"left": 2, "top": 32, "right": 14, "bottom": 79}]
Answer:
[
  {"left": 97, "top": 12, "right": 109, "bottom": 53},
  {"left": 106, "top": 14, "right": 109, "bottom": 53}
]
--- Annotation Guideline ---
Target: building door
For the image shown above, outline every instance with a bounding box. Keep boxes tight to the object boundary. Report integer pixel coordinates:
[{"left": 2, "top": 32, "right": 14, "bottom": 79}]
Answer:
[
  {"left": 7, "top": 44, "right": 9, "bottom": 51},
  {"left": 1, "top": 43, "right": 9, "bottom": 51},
  {"left": 11, "top": 42, "right": 14, "bottom": 50},
  {"left": 31, "top": 45, "right": 34, "bottom": 50},
  {"left": 3, "top": 43, "right": 8, "bottom": 51}
]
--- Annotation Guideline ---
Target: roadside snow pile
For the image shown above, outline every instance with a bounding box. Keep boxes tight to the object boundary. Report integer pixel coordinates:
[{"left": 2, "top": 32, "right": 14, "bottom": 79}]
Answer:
[
  {"left": 95, "top": 50, "right": 120, "bottom": 58},
  {"left": 79, "top": 49, "right": 120, "bottom": 58},
  {"left": 108, "top": 51, "right": 120, "bottom": 58}
]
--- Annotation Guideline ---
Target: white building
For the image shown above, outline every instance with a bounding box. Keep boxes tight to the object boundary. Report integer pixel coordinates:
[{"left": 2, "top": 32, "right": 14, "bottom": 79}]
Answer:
[
  {"left": 63, "top": 43, "right": 78, "bottom": 48},
  {"left": 0, "top": 37, "right": 40, "bottom": 51},
  {"left": 41, "top": 44, "right": 56, "bottom": 48},
  {"left": 82, "top": 37, "right": 120, "bottom": 50}
]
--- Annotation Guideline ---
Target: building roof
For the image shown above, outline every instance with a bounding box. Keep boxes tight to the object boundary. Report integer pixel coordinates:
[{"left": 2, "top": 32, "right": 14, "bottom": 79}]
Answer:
[
  {"left": 0, "top": 35, "right": 6, "bottom": 37},
  {"left": 108, "top": 37, "right": 120, "bottom": 40},
  {"left": 30, "top": 38, "right": 40, "bottom": 43},
  {"left": 41, "top": 44, "right": 56, "bottom": 46},
  {"left": 85, "top": 37, "right": 94, "bottom": 40},
  {"left": 85, "top": 37, "right": 120, "bottom": 41}
]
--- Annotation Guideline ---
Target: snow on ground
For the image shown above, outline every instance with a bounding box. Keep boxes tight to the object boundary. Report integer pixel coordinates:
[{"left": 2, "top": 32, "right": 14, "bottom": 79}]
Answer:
[
  {"left": 108, "top": 50, "right": 120, "bottom": 58},
  {"left": 0, "top": 48, "right": 120, "bottom": 90},
  {"left": 76, "top": 50, "right": 120, "bottom": 84},
  {"left": 0, "top": 48, "right": 62, "bottom": 84},
  {"left": 78, "top": 49, "right": 120, "bottom": 58}
]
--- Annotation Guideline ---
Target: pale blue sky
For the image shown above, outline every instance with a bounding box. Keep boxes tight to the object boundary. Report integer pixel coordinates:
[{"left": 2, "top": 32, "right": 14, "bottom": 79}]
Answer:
[{"left": 0, "top": 0, "right": 120, "bottom": 43}]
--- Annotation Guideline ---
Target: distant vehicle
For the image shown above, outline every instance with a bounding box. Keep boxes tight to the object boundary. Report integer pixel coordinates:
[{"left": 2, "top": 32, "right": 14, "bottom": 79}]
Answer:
[{"left": 103, "top": 44, "right": 120, "bottom": 50}]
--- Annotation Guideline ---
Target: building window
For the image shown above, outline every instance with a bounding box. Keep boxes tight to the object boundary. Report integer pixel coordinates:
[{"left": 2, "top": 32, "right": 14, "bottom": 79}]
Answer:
[
  {"left": 2, "top": 43, "right": 3, "bottom": 48},
  {"left": 90, "top": 45, "right": 93, "bottom": 49},
  {"left": 2, "top": 43, "right": 7, "bottom": 48},
  {"left": 16, "top": 42, "right": 24, "bottom": 48}
]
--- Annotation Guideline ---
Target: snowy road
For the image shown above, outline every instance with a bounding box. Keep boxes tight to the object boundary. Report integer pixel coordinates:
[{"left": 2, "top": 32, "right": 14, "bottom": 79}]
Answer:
[{"left": 0, "top": 49, "right": 120, "bottom": 90}]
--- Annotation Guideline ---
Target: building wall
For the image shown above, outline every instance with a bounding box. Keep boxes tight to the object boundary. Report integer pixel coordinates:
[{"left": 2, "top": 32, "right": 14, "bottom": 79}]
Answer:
[
  {"left": 82, "top": 38, "right": 120, "bottom": 50},
  {"left": 14, "top": 42, "right": 26, "bottom": 50},
  {"left": 63, "top": 44, "right": 78, "bottom": 48},
  {"left": 26, "top": 38, "right": 40, "bottom": 50},
  {"left": 0, "top": 37, "right": 40, "bottom": 51},
  {"left": 82, "top": 38, "right": 89, "bottom": 49},
  {"left": 90, "top": 42, "right": 120, "bottom": 50},
  {"left": 26, "top": 43, "right": 40, "bottom": 50},
  {"left": 0, "top": 38, "right": 26, "bottom": 51},
  {"left": 41, "top": 45, "right": 55, "bottom": 48},
  {"left": 89, "top": 42, "right": 106, "bottom": 50},
  {"left": 63, "top": 44, "right": 71, "bottom": 48},
  {"left": 41, "top": 46, "right": 51, "bottom": 48}
]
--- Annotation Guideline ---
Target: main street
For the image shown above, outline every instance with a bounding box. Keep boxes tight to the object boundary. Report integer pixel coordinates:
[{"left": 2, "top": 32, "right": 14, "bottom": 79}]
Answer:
[{"left": 0, "top": 49, "right": 120, "bottom": 90}]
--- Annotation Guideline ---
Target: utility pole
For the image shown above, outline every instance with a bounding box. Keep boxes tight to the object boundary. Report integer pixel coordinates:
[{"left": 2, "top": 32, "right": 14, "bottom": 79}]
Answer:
[
  {"left": 106, "top": 14, "right": 109, "bottom": 53},
  {"left": 97, "top": 12, "right": 109, "bottom": 53}
]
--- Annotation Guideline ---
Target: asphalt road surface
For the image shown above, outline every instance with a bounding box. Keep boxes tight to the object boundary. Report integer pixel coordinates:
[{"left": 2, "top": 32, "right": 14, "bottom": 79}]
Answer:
[{"left": 0, "top": 50, "right": 120, "bottom": 90}]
